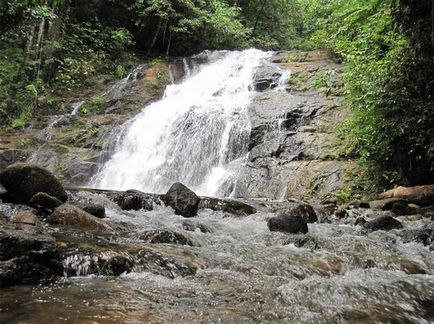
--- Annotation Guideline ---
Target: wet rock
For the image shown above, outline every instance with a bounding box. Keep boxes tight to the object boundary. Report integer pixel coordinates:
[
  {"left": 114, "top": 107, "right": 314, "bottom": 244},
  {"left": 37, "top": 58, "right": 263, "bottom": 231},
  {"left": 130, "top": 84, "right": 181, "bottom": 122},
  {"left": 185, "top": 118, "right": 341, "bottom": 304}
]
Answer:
[
  {"left": 364, "top": 215, "right": 403, "bottom": 231},
  {"left": 47, "top": 204, "right": 110, "bottom": 231},
  {"left": 379, "top": 185, "right": 434, "bottom": 206},
  {"left": 63, "top": 251, "right": 134, "bottom": 277},
  {"left": 334, "top": 208, "right": 348, "bottom": 219},
  {"left": 253, "top": 65, "right": 281, "bottom": 91},
  {"left": 135, "top": 250, "right": 197, "bottom": 278},
  {"left": 284, "top": 234, "right": 319, "bottom": 249},
  {"left": 182, "top": 220, "right": 212, "bottom": 233},
  {"left": 0, "top": 224, "right": 62, "bottom": 287},
  {"left": 420, "top": 205, "right": 434, "bottom": 219},
  {"left": 163, "top": 183, "right": 200, "bottom": 217},
  {"left": 0, "top": 163, "right": 67, "bottom": 204},
  {"left": 11, "top": 210, "right": 40, "bottom": 226},
  {"left": 254, "top": 79, "right": 277, "bottom": 91},
  {"left": 400, "top": 225, "right": 434, "bottom": 246},
  {"left": 397, "top": 214, "right": 424, "bottom": 222},
  {"left": 268, "top": 214, "right": 308, "bottom": 234},
  {"left": 285, "top": 203, "right": 318, "bottom": 223},
  {"left": 112, "top": 190, "right": 155, "bottom": 211},
  {"left": 391, "top": 200, "right": 417, "bottom": 216},
  {"left": 75, "top": 203, "right": 106, "bottom": 219},
  {"left": 28, "top": 192, "right": 63, "bottom": 212},
  {"left": 345, "top": 200, "right": 370, "bottom": 209},
  {"left": 140, "top": 229, "right": 194, "bottom": 246},
  {"left": 354, "top": 216, "right": 367, "bottom": 226},
  {"left": 198, "top": 197, "right": 256, "bottom": 216},
  {"left": 369, "top": 198, "right": 405, "bottom": 210}
]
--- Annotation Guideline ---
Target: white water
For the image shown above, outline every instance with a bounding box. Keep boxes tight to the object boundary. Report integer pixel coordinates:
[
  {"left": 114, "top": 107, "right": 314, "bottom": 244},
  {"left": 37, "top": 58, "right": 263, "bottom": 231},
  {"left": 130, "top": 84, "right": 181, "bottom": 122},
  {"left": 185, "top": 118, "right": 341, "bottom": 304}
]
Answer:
[{"left": 92, "top": 49, "right": 271, "bottom": 196}]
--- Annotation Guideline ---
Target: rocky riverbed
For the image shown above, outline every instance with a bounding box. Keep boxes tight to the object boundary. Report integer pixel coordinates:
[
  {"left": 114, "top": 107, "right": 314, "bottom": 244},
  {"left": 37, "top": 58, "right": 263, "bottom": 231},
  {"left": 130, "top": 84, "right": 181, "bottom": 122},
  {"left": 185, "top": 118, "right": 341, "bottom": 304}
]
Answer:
[{"left": 1, "top": 163, "right": 434, "bottom": 322}]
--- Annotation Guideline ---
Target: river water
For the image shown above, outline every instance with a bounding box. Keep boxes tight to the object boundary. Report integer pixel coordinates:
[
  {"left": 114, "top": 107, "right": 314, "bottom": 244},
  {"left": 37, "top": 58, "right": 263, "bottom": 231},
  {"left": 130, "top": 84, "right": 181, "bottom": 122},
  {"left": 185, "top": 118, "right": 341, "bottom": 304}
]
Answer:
[{"left": 1, "top": 199, "right": 434, "bottom": 322}]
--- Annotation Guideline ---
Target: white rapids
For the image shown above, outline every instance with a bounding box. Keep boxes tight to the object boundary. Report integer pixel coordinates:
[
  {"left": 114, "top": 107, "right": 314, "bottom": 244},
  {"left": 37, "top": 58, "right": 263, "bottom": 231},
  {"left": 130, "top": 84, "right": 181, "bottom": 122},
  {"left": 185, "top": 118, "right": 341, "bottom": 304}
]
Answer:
[{"left": 91, "top": 49, "right": 271, "bottom": 196}]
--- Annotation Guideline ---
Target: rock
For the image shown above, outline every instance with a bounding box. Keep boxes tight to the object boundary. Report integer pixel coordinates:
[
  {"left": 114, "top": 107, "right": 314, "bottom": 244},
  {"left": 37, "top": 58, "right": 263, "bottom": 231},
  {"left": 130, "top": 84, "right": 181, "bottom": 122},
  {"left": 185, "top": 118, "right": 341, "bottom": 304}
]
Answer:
[
  {"left": 284, "top": 234, "right": 319, "bottom": 249},
  {"left": 334, "top": 208, "right": 348, "bottom": 219},
  {"left": 112, "top": 190, "right": 155, "bottom": 211},
  {"left": 0, "top": 225, "right": 62, "bottom": 287},
  {"left": 0, "top": 163, "right": 67, "bottom": 204},
  {"left": 364, "top": 215, "right": 403, "bottom": 231},
  {"left": 391, "top": 201, "right": 417, "bottom": 216},
  {"left": 399, "top": 214, "right": 423, "bottom": 222},
  {"left": 76, "top": 203, "right": 106, "bottom": 219},
  {"left": 400, "top": 224, "right": 434, "bottom": 246},
  {"left": 182, "top": 220, "right": 212, "bottom": 233},
  {"left": 345, "top": 200, "right": 370, "bottom": 209},
  {"left": 267, "top": 214, "right": 308, "bottom": 234},
  {"left": 369, "top": 198, "right": 405, "bottom": 210},
  {"left": 163, "top": 183, "right": 200, "bottom": 217},
  {"left": 47, "top": 204, "right": 110, "bottom": 231},
  {"left": 354, "top": 216, "right": 367, "bottom": 226},
  {"left": 285, "top": 203, "right": 318, "bottom": 223},
  {"left": 378, "top": 185, "right": 434, "bottom": 206},
  {"left": 28, "top": 192, "right": 63, "bottom": 211},
  {"left": 198, "top": 197, "right": 256, "bottom": 216},
  {"left": 140, "top": 229, "right": 194, "bottom": 246},
  {"left": 420, "top": 205, "right": 434, "bottom": 219},
  {"left": 11, "top": 210, "right": 40, "bottom": 226},
  {"left": 254, "top": 79, "right": 277, "bottom": 91}
]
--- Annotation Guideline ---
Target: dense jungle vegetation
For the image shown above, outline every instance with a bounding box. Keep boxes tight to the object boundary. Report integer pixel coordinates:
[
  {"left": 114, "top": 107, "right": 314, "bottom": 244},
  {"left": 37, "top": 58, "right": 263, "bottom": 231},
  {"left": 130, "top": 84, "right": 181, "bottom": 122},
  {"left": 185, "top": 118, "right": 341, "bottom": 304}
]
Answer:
[{"left": 0, "top": 0, "right": 433, "bottom": 189}]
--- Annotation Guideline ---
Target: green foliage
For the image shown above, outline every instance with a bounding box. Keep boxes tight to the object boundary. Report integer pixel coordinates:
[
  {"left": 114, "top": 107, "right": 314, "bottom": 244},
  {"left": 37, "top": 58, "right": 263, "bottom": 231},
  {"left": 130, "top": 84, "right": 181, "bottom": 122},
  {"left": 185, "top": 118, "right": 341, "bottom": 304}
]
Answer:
[
  {"left": 79, "top": 97, "right": 103, "bottom": 116},
  {"left": 297, "top": 0, "right": 434, "bottom": 186}
]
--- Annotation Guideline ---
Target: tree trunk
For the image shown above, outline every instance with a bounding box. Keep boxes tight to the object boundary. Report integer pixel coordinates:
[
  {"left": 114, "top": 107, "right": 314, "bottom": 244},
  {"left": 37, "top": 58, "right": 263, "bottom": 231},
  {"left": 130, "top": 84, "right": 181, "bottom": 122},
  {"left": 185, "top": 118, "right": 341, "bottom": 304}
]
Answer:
[
  {"left": 149, "top": 18, "right": 162, "bottom": 54},
  {"left": 251, "top": 0, "right": 267, "bottom": 38}
]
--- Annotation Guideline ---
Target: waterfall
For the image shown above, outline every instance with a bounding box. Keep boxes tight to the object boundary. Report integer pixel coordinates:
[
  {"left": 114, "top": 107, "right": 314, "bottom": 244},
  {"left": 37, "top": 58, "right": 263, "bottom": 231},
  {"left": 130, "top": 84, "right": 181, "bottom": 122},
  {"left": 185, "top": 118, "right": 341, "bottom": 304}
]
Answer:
[{"left": 91, "top": 49, "right": 271, "bottom": 196}]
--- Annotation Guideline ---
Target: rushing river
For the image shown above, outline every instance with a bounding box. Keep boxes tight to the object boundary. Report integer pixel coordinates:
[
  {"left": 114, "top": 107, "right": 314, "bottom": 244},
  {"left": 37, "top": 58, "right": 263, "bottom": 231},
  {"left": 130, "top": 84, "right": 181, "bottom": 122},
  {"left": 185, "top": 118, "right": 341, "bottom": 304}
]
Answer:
[{"left": 1, "top": 192, "right": 434, "bottom": 323}]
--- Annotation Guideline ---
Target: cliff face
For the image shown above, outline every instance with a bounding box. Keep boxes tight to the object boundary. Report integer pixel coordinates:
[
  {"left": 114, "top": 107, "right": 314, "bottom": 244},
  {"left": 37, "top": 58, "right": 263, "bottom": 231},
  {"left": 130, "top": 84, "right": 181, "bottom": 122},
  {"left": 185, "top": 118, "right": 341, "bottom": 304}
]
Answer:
[{"left": 239, "top": 51, "right": 355, "bottom": 202}]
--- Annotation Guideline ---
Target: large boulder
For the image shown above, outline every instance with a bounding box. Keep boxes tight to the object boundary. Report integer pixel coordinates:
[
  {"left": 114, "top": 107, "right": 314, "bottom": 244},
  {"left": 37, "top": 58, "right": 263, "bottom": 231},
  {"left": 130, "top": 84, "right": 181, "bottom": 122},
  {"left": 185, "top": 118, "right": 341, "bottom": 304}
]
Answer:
[
  {"left": 0, "top": 163, "right": 67, "bottom": 204},
  {"left": 378, "top": 185, "right": 434, "bottom": 206},
  {"left": 163, "top": 183, "right": 200, "bottom": 217},
  {"left": 286, "top": 203, "right": 318, "bottom": 223},
  {"left": 0, "top": 224, "right": 62, "bottom": 287},
  {"left": 267, "top": 214, "right": 309, "bottom": 234},
  {"left": 47, "top": 204, "right": 110, "bottom": 231},
  {"left": 364, "top": 215, "right": 403, "bottom": 231}
]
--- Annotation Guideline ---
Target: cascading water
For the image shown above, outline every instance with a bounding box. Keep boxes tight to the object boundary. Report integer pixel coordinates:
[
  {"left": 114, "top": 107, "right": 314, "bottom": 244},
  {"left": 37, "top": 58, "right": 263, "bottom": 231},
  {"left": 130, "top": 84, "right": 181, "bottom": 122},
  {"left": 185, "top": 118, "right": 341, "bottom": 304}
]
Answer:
[{"left": 91, "top": 49, "right": 271, "bottom": 196}]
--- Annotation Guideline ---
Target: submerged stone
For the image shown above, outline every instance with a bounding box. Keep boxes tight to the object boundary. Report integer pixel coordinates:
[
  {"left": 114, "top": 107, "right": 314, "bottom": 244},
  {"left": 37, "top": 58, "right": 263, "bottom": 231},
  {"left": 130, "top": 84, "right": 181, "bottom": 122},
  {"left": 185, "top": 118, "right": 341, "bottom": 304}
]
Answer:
[{"left": 140, "top": 229, "right": 194, "bottom": 246}]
